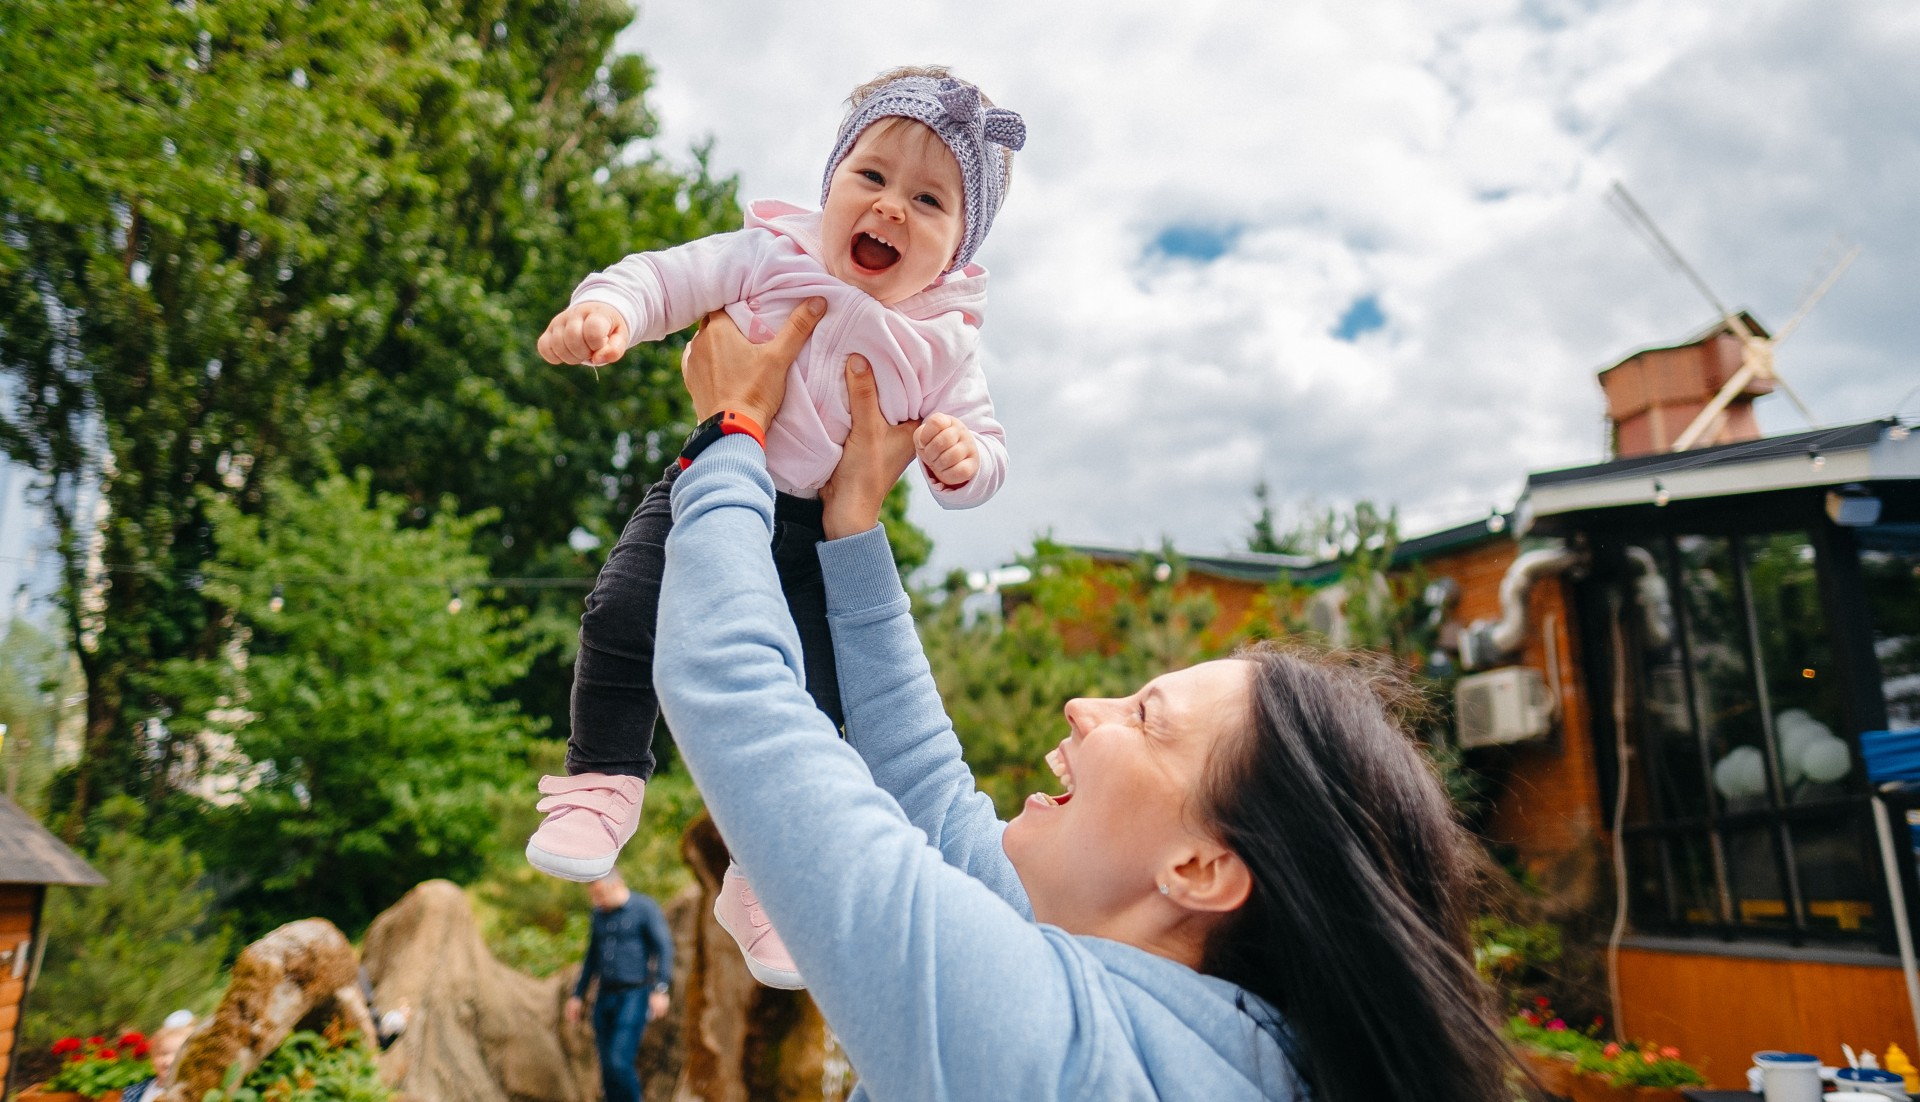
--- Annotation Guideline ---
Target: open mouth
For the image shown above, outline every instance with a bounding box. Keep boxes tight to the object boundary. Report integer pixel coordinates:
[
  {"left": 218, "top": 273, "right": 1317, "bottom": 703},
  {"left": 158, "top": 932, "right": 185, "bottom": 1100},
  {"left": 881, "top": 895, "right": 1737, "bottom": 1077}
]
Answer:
[
  {"left": 850, "top": 231, "right": 901, "bottom": 272},
  {"left": 1034, "top": 745, "right": 1075, "bottom": 806}
]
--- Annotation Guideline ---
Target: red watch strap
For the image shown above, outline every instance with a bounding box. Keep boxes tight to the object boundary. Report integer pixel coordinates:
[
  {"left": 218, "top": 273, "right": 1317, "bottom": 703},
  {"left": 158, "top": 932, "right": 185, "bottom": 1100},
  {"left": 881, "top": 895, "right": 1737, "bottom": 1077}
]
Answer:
[{"left": 716, "top": 410, "right": 766, "bottom": 449}]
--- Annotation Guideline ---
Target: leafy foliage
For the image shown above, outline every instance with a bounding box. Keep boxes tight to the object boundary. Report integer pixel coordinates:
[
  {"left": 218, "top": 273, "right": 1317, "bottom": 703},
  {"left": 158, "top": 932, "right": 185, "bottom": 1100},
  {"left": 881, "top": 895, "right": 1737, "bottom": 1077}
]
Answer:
[
  {"left": 152, "top": 473, "right": 538, "bottom": 938},
  {"left": 202, "top": 1031, "right": 393, "bottom": 1102},
  {"left": 918, "top": 540, "right": 1218, "bottom": 817},
  {"left": 0, "top": 0, "right": 738, "bottom": 834},
  {"left": 43, "top": 1033, "right": 156, "bottom": 1097},
  {"left": 0, "top": 617, "right": 80, "bottom": 815},
  {"left": 22, "top": 797, "right": 232, "bottom": 1056}
]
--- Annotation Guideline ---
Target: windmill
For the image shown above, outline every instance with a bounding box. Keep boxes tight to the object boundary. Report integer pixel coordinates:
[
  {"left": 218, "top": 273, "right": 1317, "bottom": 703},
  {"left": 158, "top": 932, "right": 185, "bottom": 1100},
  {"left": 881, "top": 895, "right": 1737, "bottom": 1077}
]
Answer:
[{"left": 1605, "top": 181, "right": 1858, "bottom": 452}]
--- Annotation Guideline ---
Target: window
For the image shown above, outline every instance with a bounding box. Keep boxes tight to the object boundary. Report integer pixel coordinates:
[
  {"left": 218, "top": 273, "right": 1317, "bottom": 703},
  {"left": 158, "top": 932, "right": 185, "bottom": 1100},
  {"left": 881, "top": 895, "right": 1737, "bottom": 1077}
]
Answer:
[
  {"left": 1619, "top": 531, "right": 1880, "bottom": 942},
  {"left": 1860, "top": 524, "right": 1920, "bottom": 729}
]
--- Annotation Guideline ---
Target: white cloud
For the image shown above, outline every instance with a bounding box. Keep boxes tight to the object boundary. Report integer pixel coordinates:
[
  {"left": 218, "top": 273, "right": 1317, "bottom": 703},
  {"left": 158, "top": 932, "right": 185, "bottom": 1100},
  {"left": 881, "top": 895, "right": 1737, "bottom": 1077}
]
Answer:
[{"left": 618, "top": 0, "right": 1920, "bottom": 573}]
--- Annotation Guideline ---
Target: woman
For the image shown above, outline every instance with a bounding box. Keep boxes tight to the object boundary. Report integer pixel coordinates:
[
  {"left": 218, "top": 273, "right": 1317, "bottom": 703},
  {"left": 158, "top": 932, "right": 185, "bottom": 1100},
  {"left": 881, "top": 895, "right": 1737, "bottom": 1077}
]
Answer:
[{"left": 649, "top": 301, "right": 1509, "bottom": 1101}]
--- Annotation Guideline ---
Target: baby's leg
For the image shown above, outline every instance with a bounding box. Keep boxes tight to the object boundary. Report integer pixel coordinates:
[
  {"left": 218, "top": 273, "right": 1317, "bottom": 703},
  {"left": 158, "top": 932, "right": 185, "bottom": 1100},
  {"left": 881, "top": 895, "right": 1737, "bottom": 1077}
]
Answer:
[
  {"left": 528, "top": 465, "right": 677, "bottom": 882},
  {"left": 770, "top": 492, "right": 841, "bottom": 727},
  {"left": 567, "top": 467, "right": 679, "bottom": 777}
]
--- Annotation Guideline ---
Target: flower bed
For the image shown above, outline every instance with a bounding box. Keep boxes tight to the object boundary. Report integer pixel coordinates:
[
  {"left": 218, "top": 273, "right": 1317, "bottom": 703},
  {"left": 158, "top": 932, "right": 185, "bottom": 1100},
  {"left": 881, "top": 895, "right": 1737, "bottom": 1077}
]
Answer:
[{"left": 22, "top": 1033, "right": 156, "bottom": 1101}]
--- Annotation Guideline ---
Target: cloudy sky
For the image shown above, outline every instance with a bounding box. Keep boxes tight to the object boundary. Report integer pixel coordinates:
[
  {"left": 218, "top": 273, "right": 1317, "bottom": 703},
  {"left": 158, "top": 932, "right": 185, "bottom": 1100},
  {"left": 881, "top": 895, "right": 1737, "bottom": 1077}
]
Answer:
[{"left": 617, "top": 0, "right": 1918, "bottom": 575}]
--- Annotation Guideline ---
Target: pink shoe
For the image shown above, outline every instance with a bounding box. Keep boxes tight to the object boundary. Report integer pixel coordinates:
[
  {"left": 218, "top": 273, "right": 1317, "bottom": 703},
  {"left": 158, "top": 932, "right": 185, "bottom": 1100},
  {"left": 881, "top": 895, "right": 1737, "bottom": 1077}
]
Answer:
[
  {"left": 525, "top": 773, "right": 644, "bottom": 882},
  {"left": 713, "top": 863, "right": 804, "bottom": 990}
]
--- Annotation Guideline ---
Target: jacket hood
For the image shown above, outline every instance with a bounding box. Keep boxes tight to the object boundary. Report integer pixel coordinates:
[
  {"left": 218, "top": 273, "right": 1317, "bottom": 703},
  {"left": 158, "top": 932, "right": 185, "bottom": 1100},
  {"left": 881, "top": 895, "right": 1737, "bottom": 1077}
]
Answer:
[{"left": 1077, "top": 936, "right": 1307, "bottom": 1100}]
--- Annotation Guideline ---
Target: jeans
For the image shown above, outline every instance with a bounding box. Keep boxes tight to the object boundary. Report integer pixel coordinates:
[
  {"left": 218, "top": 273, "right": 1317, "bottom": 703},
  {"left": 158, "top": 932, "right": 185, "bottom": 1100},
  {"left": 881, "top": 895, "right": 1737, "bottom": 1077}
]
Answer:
[
  {"left": 592, "top": 985, "right": 649, "bottom": 1102},
  {"left": 567, "top": 462, "right": 842, "bottom": 779}
]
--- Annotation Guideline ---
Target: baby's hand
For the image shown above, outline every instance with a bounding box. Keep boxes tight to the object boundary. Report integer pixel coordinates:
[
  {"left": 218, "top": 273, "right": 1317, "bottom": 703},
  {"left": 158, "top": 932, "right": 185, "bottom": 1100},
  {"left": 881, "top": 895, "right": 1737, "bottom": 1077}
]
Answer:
[
  {"left": 537, "top": 302, "right": 630, "bottom": 367},
  {"left": 913, "top": 413, "right": 978, "bottom": 488}
]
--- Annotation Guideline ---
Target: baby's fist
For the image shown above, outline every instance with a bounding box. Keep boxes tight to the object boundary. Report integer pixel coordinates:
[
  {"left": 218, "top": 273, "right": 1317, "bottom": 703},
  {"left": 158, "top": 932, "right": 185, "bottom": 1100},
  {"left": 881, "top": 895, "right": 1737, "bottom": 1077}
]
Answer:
[
  {"left": 538, "top": 302, "right": 630, "bottom": 367},
  {"left": 913, "top": 413, "right": 978, "bottom": 488}
]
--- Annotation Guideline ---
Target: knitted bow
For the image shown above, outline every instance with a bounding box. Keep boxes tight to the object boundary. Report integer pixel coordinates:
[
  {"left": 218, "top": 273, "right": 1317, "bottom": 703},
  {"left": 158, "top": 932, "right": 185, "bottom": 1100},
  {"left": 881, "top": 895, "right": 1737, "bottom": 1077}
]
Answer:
[{"left": 935, "top": 80, "right": 1027, "bottom": 152}]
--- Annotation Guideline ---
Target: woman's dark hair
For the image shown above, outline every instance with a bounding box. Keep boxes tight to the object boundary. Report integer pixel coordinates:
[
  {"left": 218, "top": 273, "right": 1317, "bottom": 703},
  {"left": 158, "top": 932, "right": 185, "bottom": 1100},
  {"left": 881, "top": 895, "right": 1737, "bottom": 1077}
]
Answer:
[{"left": 1199, "top": 642, "right": 1511, "bottom": 1102}]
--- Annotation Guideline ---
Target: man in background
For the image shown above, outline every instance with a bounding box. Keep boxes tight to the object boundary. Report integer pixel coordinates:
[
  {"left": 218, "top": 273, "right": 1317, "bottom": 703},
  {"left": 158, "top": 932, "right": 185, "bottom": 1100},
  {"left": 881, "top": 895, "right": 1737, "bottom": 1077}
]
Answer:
[{"left": 565, "top": 872, "right": 673, "bottom": 1102}]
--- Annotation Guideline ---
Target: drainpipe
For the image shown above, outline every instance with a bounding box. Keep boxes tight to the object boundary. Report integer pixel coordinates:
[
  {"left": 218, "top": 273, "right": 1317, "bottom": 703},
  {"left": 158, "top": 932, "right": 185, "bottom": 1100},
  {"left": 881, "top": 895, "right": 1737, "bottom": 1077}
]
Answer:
[{"left": 1458, "top": 544, "right": 1582, "bottom": 670}]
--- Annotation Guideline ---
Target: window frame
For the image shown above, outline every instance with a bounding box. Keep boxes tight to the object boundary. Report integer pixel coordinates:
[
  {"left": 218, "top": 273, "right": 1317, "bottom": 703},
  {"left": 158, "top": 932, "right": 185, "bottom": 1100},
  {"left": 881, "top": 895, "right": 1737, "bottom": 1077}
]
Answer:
[{"left": 1583, "top": 500, "right": 1902, "bottom": 952}]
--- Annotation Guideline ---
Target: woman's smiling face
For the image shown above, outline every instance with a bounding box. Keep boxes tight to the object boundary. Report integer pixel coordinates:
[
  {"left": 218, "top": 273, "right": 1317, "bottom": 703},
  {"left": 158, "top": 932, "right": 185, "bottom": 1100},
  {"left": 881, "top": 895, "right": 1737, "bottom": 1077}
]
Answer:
[
  {"left": 820, "top": 118, "right": 965, "bottom": 306},
  {"left": 1001, "top": 659, "right": 1254, "bottom": 936}
]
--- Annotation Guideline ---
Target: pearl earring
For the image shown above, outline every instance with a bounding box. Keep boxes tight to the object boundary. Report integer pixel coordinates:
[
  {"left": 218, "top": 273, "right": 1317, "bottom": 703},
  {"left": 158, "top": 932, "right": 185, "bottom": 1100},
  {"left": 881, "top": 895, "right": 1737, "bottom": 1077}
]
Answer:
[{"left": 1157, "top": 882, "right": 1169, "bottom": 896}]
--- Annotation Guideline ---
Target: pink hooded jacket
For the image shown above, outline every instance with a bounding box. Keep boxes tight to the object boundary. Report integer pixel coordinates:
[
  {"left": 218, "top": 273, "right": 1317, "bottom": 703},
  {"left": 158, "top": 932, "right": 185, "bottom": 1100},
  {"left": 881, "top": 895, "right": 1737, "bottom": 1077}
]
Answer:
[{"left": 571, "top": 200, "right": 1005, "bottom": 507}]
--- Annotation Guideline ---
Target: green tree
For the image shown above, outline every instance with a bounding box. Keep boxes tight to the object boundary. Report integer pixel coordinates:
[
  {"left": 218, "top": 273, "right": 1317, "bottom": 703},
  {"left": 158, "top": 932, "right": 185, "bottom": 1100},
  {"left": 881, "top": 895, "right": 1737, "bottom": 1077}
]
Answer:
[
  {"left": 0, "top": 618, "right": 81, "bottom": 815},
  {"left": 21, "top": 796, "right": 233, "bottom": 1054},
  {"left": 917, "top": 541, "right": 1217, "bottom": 816},
  {"left": 153, "top": 473, "right": 538, "bottom": 937},
  {"left": 0, "top": 0, "right": 738, "bottom": 832}
]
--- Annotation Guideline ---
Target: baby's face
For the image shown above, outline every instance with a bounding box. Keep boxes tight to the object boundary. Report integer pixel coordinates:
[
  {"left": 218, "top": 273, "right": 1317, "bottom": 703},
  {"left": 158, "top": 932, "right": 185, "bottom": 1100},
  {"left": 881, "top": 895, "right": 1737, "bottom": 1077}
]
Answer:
[{"left": 820, "top": 120, "right": 965, "bottom": 306}]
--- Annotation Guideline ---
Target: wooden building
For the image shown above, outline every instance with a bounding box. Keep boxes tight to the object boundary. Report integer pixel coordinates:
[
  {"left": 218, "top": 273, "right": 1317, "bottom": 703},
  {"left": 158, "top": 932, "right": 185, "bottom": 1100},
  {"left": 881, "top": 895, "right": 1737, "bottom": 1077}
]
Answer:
[{"left": 0, "top": 796, "right": 107, "bottom": 1096}]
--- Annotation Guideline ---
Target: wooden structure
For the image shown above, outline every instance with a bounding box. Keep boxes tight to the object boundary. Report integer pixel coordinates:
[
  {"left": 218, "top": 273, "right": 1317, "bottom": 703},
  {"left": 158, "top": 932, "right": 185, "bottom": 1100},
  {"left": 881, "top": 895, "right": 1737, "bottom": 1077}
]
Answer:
[
  {"left": 0, "top": 796, "right": 106, "bottom": 1095},
  {"left": 1598, "top": 314, "right": 1774, "bottom": 458}
]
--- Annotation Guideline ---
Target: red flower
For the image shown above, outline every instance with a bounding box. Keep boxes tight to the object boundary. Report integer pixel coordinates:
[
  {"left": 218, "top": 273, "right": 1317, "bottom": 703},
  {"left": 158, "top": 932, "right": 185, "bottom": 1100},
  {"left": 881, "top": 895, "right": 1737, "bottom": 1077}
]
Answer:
[
  {"left": 1660, "top": 1046, "right": 1681, "bottom": 1060},
  {"left": 119, "top": 1032, "right": 145, "bottom": 1047},
  {"left": 1535, "top": 996, "right": 1551, "bottom": 1008},
  {"left": 1520, "top": 1009, "right": 1539, "bottom": 1025},
  {"left": 1548, "top": 1019, "right": 1566, "bottom": 1031},
  {"left": 1643, "top": 1052, "right": 1658, "bottom": 1064},
  {"left": 1604, "top": 1043, "right": 1622, "bottom": 1058},
  {"left": 100, "top": 1049, "right": 119, "bottom": 1060},
  {"left": 66, "top": 1052, "right": 86, "bottom": 1063},
  {"left": 51, "top": 1038, "right": 82, "bottom": 1056},
  {"left": 88, "top": 1036, "right": 105, "bottom": 1047},
  {"left": 1591, "top": 1016, "right": 1605, "bottom": 1029},
  {"left": 134, "top": 1043, "right": 152, "bottom": 1058}
]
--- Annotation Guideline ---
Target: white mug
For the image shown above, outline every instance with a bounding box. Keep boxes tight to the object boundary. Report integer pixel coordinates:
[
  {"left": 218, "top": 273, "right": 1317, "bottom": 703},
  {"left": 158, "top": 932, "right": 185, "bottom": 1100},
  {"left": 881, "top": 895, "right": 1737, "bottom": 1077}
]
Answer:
[{"left": 1753, "top": 1051, "right": 1822, "bottom": 1102}]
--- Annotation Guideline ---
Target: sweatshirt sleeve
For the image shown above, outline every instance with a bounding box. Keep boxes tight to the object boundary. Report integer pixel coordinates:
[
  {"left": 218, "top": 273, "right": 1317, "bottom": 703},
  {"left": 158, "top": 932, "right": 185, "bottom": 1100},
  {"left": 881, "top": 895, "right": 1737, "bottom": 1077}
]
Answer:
[
  {"left": 569, "top": 228, "right": 776, "bottom": 343},
  {"left": 644, "top": 900, "right": 675, "bottom": 990},
  {"left": 817, "top": 527, "right": 1029, "bottom": 910},
  {"left": 653, "top": 438, "right": 1086, "bottom": 1102},
  {"left": 920, "top": 351, "right": 1007, "bottom": 510},
  {"left": 574, "top": 917, "right": 600, "bottom": 1000}
]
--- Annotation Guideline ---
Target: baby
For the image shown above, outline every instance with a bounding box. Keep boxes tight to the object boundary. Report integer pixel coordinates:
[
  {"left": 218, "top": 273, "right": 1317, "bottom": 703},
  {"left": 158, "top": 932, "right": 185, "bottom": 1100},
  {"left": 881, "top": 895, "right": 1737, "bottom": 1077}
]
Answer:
[{"left": 528, "top": 67, "right": 1024, "bottom": 990}]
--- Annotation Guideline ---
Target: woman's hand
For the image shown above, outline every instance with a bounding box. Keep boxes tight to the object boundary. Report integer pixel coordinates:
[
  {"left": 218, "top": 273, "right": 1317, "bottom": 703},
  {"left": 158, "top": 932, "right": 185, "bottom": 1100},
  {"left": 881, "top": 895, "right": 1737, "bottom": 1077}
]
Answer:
[
  {"left": 820, "top": 354, "right": 920, "bottom": 540},
  {"left": 681, "top": 298, "right": 827, "bottom": 428}
]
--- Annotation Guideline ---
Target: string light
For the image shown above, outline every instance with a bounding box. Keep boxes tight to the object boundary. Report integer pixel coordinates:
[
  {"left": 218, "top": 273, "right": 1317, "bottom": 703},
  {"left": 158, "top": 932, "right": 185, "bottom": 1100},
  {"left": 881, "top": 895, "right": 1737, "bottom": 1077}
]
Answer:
[
  {"left": 1653, "top": 480, "right": 1670, "bottom": 507},
  {"left": 1808, "top": 450, "right": 1825, "bottom": 471},
  {"left": 1485, "top": 509, "right": 1507, "bottom": 534},
  {"left": 446, "top": 586, "right": 464, "bottom": 615},
  {"left": 268, "top": 584, "right": 285, "bottom": 614}
]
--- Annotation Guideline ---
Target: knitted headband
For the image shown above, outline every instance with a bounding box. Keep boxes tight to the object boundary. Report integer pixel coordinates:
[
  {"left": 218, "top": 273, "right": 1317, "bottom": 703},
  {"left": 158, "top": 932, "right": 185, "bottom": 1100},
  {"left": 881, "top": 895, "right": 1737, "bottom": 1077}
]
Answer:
[{"left": 821, "top": 76, "right": 1027, "bottom": 273}]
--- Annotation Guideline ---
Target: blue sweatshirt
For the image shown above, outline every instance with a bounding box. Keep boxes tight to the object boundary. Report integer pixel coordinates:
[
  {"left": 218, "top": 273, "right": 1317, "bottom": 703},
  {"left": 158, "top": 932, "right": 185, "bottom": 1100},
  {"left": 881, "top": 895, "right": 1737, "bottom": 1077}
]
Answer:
[
  {"left": 654, "top": 437, "right": 1303, "bottom": 1101},
  {"left": 573, "top": 891, "right": 674, "bottom": 999}
]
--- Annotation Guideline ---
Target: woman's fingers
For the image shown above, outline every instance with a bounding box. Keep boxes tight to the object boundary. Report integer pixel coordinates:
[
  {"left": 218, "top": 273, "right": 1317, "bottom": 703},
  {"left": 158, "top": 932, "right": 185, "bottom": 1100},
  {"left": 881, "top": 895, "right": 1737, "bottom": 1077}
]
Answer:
[
  {"left": 821, "top": 354, "right": 920, "bottom": 540},
  {"left": 681, "top": 298, "right": 826, "bottom": 424}
]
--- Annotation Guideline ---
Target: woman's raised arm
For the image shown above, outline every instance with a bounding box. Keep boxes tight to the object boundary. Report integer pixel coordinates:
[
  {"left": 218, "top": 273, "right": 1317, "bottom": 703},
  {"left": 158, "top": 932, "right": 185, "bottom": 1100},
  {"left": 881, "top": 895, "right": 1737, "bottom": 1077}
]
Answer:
[{"left": 818, "top": 357, "right": 1028, "bottom": 908}]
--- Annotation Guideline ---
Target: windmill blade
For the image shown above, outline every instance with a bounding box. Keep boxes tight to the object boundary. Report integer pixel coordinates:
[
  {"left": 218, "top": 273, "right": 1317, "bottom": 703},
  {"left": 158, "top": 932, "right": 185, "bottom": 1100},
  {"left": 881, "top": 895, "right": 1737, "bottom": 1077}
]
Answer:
[
  {"left": 1769, "top": 370, "right": 1818, "bottom": 426},
  {"left": 1607, "top": 181, "right": 1740, "bottom": 326},
  {"left": 1773, "top": 242, "right": 1860, "bottom": 344}
]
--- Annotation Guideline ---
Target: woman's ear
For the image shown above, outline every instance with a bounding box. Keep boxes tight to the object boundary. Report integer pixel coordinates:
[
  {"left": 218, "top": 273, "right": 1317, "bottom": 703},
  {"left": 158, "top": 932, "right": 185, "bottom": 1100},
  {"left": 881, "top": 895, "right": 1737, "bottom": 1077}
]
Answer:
[{"left": 1164, "top": 846, "right": 1251, "bottom": 914}]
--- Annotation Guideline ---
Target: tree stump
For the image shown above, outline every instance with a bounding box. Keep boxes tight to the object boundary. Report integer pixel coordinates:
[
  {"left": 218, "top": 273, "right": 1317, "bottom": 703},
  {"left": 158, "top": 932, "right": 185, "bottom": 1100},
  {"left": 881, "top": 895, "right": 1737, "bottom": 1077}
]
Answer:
[
  {"left": 160, "top": 918, "right": 365, "bottom": 1102},
  {"left": 671, "top": 813, "right": 849, "bottom": 1102},
  {"left": 361, "top": 880, "right": 599, "bottom": 1102}
]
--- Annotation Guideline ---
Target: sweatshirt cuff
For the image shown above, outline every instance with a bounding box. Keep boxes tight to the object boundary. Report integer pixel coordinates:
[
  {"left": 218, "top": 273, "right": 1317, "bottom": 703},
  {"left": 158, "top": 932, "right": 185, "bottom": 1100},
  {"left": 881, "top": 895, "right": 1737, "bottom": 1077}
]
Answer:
[
  {"left": 820, "top": 524, "right": 906, "bottom": 615},
  {"left": 668, "top": 434, "right": 776, "bottom": 530},
  {"left": 570, "top": 284, "right": 644, "bottom": 341}
]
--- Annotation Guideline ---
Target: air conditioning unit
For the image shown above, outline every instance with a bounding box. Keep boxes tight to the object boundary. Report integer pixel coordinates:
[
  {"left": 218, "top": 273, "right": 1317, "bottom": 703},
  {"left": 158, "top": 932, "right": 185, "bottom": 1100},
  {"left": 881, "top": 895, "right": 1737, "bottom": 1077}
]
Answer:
[{"left": 1456, "top": 667, "right": 1553, "bottom": 748}]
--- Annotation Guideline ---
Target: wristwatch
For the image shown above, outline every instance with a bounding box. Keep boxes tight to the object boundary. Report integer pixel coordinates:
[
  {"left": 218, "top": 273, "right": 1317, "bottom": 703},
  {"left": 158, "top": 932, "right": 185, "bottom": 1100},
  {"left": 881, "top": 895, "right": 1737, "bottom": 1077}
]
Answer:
[{"left": 678, "top": 410, "right": 767, "bottom": 470}]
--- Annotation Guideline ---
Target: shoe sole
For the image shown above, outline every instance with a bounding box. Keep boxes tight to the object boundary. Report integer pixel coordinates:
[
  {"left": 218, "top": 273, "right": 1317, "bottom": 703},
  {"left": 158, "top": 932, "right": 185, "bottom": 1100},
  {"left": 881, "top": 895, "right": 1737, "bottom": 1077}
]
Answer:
[
  {"left": 711, "top": 896, "right": 807, "bottom": 990},
  {"left": 525, "top": 841, "right": 616, "bottom": 883}
]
